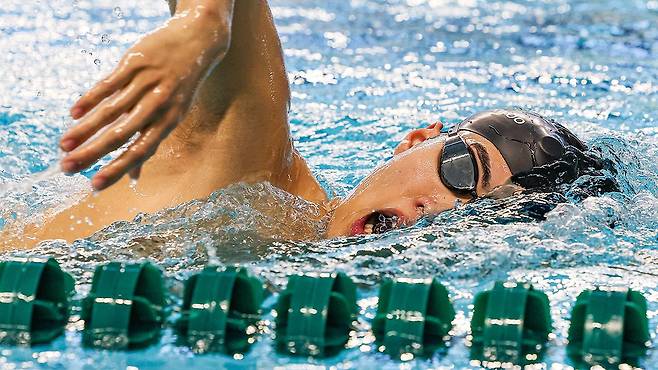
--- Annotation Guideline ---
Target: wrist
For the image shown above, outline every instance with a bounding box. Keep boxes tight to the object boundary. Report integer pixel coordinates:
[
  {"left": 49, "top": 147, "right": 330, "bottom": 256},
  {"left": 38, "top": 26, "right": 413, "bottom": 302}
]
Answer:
[
  {"left": 171, "top": 0, "right": 233, "bottom": 22},
  {"left": 173, "top": 2, "right": 233, "bottom": 54}
]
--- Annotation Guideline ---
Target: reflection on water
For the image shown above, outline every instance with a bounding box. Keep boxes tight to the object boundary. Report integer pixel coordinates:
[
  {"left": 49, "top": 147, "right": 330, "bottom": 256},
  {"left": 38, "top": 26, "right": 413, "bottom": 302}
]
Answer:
[{"left": 1, "top": 0, "right": 658, "bottom": 368}]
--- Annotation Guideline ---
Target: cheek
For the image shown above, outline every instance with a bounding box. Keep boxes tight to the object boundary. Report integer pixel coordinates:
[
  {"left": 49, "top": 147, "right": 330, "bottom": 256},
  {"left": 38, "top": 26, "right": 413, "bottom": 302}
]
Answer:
[
  {"left": 368, "top": 165, "right": 412, "bottom": 190},
  {"left": 388, "top": 159, "right": 445, "bottom": 200},
  {"left": 350, "top": 147, "right": 444, "bottom": 202},
  {"left": 429, "top": 187, "right": 463, "bottom": 208}
]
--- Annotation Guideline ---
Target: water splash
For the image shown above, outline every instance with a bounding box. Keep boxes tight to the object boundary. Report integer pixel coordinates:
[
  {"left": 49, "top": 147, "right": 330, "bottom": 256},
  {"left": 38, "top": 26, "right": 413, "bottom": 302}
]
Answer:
[
  {"left": 0, "top": 163, "right": 63, "bottom": 200},
  {"left": 1, "top": 0, "right": 658, "bottom": 368}
]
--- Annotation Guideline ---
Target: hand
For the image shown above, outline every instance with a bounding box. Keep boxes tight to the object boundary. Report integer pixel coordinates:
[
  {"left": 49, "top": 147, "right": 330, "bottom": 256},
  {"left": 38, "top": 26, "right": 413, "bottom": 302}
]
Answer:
[
  {"left": 393, "top": 121, "right": 444, "bottom": 155},
  {"left": 60, "top": 3, "right": 233, "bottom": 190}
]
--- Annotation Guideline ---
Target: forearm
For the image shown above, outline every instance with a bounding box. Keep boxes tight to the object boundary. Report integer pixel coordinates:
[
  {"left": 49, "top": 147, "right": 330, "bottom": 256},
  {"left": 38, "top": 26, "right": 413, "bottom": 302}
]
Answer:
[{"left": 166, "top": 0, "right": 297, "bottom": 185}]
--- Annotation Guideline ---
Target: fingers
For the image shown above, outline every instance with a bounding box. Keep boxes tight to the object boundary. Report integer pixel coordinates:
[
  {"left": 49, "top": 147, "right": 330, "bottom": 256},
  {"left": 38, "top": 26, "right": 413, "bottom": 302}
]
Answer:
[
  {"left": 61, "top": 94, "right": 164, "bottom": 174},
  {"left": 69, "top": 53, "right": 145, "bottom": 119},
  {"left": 70, "top": 71, "right": 133, "bottom": 120},
  {"left": 61, "top": 75, "right": 158, "bottom": 152},
  {"left": 91, "top": 108, "right": 179, "bottom": 191}
]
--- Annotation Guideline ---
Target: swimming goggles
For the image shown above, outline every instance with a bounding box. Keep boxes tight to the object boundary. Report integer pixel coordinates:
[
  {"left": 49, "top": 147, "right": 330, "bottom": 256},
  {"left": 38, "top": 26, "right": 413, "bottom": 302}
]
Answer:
[{"left": 439, "top": 134, "right": 479, "bottom": 196}]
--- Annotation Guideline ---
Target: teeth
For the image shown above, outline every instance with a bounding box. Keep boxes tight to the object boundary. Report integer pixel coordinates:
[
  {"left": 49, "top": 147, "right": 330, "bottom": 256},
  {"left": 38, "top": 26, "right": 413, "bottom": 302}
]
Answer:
[{"left": 360, "top": 212, "right": 402, "bottom": 236}]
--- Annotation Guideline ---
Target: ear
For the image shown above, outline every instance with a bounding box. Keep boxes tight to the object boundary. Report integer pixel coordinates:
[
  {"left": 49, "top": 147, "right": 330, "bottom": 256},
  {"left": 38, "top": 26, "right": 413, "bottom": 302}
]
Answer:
[{"left": 394, "top": 121, "right": 443, "bottom": 155}]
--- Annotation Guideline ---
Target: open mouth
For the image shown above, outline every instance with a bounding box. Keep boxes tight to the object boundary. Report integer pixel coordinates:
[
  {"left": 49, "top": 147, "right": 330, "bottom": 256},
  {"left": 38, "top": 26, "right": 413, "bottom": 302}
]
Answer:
[{"left": 352, "top": 210, "right": 401, "bottom": 236}]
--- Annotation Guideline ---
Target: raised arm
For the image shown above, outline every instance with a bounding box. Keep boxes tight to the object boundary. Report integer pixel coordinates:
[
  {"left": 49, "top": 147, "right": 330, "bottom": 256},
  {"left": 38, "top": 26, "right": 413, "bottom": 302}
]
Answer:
[{"left": 60, "top": 0, "right": 235, "bottom": 191}]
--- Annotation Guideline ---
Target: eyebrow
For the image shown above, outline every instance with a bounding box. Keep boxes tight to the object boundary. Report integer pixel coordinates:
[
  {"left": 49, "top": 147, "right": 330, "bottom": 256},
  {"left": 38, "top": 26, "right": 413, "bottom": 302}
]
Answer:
[{"left": 469, "top": 142, "right": 491, "bottom": 188}]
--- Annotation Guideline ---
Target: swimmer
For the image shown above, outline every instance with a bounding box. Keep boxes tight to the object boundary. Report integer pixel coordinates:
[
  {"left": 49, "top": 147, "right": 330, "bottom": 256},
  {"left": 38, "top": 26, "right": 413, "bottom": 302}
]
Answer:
[{"left": 1, "top": 0, "right": 612, "bottom": 248}]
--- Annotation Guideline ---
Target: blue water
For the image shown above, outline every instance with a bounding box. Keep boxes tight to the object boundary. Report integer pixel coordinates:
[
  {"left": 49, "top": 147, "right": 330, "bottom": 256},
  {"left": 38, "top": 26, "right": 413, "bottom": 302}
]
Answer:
[{"left": 1, "top": 0, "right": 658, "bottom": 368}]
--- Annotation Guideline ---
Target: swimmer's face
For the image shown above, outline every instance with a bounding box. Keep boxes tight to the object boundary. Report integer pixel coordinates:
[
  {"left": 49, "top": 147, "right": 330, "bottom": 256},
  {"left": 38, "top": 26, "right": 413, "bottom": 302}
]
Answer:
[{"left": 325, "top": 123, "right": 514, "bottom": 237}]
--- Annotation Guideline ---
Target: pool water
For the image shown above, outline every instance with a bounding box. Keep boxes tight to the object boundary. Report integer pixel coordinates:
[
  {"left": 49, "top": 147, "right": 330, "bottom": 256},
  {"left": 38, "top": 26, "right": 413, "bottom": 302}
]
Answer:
[{"left": 1, "top": 0, "right": 658, "bottom": 368}]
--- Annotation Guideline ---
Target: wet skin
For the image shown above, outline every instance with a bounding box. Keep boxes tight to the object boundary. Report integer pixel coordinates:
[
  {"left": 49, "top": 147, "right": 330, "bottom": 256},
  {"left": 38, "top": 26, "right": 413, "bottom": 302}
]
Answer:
[
  {"left": 2, "top": 0, "right": 325, "bottom": 248},
  {"left": 2, "top": 0, "right": 516, "bottom": 248},
  {"left": 325, "top": 129, "right": 514, "bottom": 237}
]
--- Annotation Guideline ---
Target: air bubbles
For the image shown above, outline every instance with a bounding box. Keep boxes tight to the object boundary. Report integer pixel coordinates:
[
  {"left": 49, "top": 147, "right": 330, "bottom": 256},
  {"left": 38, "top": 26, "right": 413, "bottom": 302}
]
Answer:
[
  {"left": 93, "top": 59, "right": 101, "bottom": 66},
  {"left": 101, "top": 34, "right": 111, "bottom": 44},
  {"left": 430, "top": 41, "right": 446, "bottom": 53},
  {"left": 113, "top": 7, "right": 123, "bottom": 19}
]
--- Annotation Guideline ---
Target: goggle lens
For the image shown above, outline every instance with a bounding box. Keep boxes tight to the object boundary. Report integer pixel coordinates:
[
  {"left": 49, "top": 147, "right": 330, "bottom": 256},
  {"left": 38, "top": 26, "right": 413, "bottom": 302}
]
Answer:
[{"left": 439, "top": 135, "right": 478, "bottom": 194}]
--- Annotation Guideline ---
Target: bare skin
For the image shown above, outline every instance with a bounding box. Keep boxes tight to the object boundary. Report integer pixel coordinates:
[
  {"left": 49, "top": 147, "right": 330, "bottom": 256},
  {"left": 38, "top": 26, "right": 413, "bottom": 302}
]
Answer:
[
  {"left": 2, "top": 0, "right": 327, "bottom": 248},
  {"left": 1, "top": 0, "right": 518, "bottom": 249},
  {"left": 326, "top": 129, "right": 514, "bottom": 237}
]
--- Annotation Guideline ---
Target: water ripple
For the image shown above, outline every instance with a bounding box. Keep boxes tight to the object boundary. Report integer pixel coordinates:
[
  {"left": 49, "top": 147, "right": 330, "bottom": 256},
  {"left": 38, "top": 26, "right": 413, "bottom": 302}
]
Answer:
[{"left": 1, "top": 0, "right": 657, "bottom": 368}]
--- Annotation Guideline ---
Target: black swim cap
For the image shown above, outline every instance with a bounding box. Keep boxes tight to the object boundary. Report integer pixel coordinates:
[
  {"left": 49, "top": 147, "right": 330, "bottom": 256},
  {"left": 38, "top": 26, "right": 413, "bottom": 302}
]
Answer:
[{"left": 450, "top": 108, "right": 586, "bottom": 175}]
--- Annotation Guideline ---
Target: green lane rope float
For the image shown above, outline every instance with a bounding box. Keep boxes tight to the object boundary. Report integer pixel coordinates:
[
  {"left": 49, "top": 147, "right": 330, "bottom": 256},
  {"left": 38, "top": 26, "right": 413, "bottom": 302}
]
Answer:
[
  {"left": 177, "top": 266, "right": 265, "bottom": 354},
  {"left": 1, "top": 253, "right": 655, "bottom": 366},
  {"left": 0, "top": 257, "right": 73, "bottom": 345},
  {"left": 275, "top": 272, "right": 357, "bottom": 357},
  {"left": 81, "top": 262, "right": 166, "bottom": 349},
  {"left": 470, "top": 281, "right": 551, "bottom": 365},
  {"left": 372, "top": 277, "right": 455, "bottom": 358},
  {"left": 567, "top": 287, "right": 649, "bottom": 367}
]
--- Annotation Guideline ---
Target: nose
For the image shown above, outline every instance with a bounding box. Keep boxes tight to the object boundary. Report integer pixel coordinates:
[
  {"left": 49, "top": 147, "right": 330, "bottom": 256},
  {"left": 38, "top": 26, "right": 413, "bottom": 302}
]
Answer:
[
  {"left": 409, "top": 194, "right": 458, "bottom": 222},
  {"left": 410, "top": 196, "right": 432, "bottom": 221}
]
